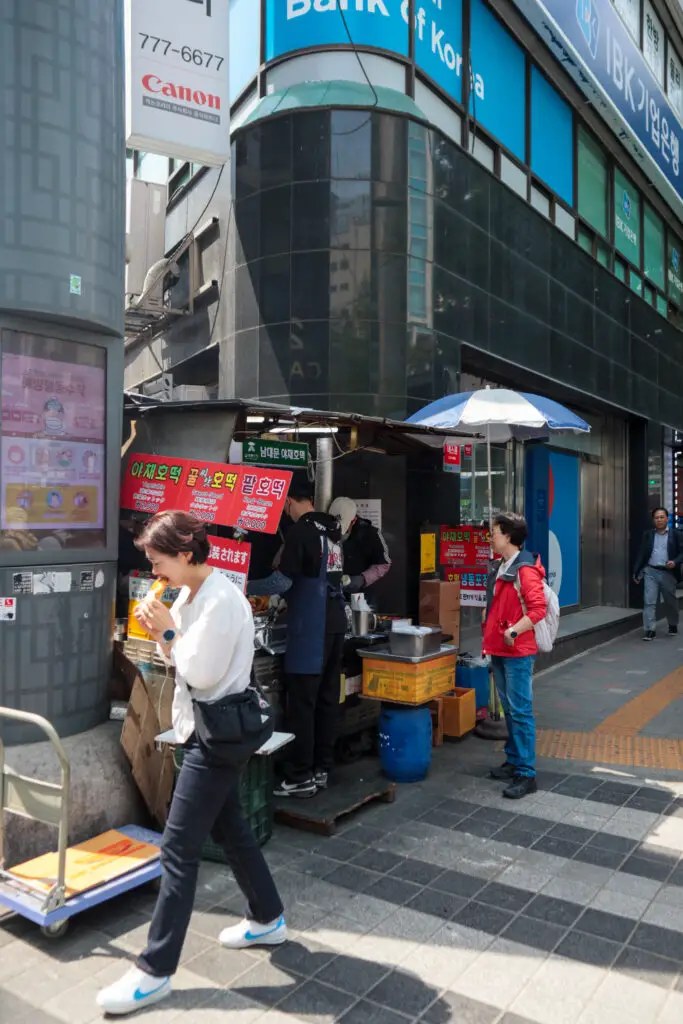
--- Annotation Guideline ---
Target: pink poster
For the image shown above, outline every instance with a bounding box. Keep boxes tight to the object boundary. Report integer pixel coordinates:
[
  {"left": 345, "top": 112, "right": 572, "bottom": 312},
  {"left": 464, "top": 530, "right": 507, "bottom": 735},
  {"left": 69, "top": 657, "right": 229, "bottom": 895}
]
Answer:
[
  {"left": 1, "top": 353, "right": 106, "bottom": 531},
  {"left": 1, "top": 353, "right": 105, "bottom": 442}
]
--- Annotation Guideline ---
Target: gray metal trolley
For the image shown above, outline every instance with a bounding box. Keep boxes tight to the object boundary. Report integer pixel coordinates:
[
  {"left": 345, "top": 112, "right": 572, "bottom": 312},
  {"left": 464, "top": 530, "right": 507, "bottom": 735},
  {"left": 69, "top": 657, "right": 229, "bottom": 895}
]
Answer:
[{"left": 0, "top": 707, "right": 161, "bottom": 939}]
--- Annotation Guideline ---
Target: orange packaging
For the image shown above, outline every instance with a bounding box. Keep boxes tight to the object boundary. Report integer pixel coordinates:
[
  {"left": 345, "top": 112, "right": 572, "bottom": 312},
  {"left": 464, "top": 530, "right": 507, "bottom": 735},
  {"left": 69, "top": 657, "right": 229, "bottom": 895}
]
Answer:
[
  {"left": 127, "top": 574, "right": 179, "bottom": 640},
  {"left": 10, "top": 829, "right": 160, "bottom": 897}
]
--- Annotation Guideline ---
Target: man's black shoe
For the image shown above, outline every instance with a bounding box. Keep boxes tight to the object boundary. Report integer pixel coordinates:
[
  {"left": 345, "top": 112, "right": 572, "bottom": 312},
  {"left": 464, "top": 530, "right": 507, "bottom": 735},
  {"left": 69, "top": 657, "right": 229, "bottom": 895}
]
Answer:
[
  {"left": 488, "top": 763, "right": 516, "bottom": 781},
  {"left": 503, "top": 776, "right": 538, "bottom": 800},
  {"left": 642, "top": 631, "right": 656, "bottom": 641},
  {"left": 669, "top": 626, "right": 678, "bottom": 636}
]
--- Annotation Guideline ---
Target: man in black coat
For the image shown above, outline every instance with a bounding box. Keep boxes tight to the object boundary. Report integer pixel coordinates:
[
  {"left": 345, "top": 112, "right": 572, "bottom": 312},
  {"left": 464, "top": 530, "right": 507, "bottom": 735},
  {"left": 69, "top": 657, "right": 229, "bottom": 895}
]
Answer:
[{"left": 633, "top": 507, "right": 683, "bottom": 640}]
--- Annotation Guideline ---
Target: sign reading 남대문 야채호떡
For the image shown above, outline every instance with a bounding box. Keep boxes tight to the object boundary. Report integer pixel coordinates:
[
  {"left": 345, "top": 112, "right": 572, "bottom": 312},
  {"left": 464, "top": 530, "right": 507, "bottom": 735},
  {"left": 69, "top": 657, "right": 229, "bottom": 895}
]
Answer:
[
  {"left": 125, "top": 0, "right": 230, "bottom": 166},
  {"left": 119, "top": 454, "right": 291, "bottom": 534}
]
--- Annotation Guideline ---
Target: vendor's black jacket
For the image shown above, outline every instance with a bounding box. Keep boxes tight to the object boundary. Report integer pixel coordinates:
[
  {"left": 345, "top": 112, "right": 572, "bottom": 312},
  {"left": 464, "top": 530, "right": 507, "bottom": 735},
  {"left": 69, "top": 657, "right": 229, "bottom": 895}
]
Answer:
[
  {"left": 634, "top": 527, "right": 683, "bottom": 579},
  {"left": 342, "top": 516, "right": 390, "bottom": 578},
  {"left": 280, "top": 511, "right": 346, "bottom": 633}
]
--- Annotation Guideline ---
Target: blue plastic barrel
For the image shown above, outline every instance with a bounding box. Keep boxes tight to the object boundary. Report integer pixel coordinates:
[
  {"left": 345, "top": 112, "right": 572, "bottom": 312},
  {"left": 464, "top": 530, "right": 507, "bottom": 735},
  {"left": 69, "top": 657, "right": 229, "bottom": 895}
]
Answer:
[
  {"left": 456, "top": 663, "right": 490, "bottom": 709},
  {"left": 379, "top": 705, "right": 432, "bottom": 782}
]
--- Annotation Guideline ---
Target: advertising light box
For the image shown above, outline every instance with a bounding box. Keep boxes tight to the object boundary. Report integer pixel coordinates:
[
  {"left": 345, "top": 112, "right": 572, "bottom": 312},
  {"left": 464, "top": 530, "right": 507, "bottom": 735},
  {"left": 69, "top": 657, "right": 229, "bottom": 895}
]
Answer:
[{"left": 125, "top": 0, "right": 230, "bottom": 166}]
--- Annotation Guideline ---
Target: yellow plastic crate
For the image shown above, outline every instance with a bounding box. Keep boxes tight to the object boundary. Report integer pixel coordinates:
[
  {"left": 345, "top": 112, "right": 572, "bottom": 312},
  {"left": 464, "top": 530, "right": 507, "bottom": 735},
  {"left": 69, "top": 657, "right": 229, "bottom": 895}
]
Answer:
[{"left": 362, "top": 652, "right": 456, "bottom": 705}]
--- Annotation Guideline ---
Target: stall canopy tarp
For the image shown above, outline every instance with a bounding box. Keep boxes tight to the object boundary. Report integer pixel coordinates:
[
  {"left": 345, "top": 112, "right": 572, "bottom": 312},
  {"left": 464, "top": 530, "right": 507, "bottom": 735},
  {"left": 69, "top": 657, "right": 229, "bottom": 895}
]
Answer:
[{"left": 122, "top": 397, "right": 483, "bottom": 460}]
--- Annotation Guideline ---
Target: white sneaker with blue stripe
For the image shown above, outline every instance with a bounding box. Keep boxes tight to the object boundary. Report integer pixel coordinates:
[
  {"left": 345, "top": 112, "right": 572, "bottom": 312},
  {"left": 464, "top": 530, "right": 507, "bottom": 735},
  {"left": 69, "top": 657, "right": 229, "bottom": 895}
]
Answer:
[
  {"left": 96, "top": 966, "right": 171, "bottom": 1016},
  {"left": 219, "top": 914, "right": 287, "bottom": 949}
]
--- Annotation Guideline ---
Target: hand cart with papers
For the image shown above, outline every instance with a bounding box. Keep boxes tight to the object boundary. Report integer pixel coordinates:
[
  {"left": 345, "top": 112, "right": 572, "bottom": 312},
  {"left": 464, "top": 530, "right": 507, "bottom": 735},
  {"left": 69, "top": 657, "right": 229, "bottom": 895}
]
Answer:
[{"left": 0, "top": 707, "right": 162, "bottom": 939}]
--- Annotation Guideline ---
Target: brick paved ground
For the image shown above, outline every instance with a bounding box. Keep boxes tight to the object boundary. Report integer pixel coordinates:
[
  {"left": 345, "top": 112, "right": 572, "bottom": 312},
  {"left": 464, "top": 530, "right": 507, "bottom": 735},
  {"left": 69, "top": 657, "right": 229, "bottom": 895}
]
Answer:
[{"left": 4, "top": 630, "right": 683, "bottom": 1023}]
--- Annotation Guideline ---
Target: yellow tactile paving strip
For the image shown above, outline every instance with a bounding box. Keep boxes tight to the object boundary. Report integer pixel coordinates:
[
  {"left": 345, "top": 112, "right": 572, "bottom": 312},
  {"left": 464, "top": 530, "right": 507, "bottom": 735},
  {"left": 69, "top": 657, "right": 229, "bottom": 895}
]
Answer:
[
  {"left": 536, "top": 729, "right": 683, "bottom": 769},
  {"left": 536, "top": 667, "right": 683, "bottom": 770}
]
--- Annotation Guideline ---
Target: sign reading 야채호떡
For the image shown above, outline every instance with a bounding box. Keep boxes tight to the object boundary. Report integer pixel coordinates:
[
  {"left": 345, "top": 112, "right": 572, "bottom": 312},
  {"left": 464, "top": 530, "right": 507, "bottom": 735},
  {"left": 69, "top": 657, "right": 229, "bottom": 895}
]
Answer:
[
  {"left": 125, "top": 0, "right": 229, "bottom": 166},
  {"left": 243, "top": 438, "right": 309, "bottom": 469},
  {"left": 120, "top": 454, "right": 291, "bottom": 534},
  {"left": 509, "top": 0, "right": 683, "bottom": 217}
]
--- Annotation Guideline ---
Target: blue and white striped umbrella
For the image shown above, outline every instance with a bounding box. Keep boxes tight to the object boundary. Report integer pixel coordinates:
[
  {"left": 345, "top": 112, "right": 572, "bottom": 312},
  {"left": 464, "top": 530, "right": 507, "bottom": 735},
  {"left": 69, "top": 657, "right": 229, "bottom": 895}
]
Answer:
[{"left": 407, "top": 387, "right": 590, "bottom": 443}]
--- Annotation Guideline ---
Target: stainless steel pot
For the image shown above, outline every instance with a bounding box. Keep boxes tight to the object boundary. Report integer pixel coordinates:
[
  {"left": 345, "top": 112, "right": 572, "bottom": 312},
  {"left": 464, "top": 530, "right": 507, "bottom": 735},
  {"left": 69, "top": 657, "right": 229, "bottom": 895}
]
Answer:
[{"left": 351, "top": 609, "right": 378, "bottom": 636}]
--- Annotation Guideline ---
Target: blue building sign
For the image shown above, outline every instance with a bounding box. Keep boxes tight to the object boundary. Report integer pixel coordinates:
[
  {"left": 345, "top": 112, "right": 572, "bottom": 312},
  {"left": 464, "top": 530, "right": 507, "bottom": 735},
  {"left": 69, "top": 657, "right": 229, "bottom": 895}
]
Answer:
[
  {"left": 415, "top": 0, "right": 463, "bottom": 103},
  {"left": 470, "top": 0, "right": 525, "bottom": 161},
  {"left": 266, "top": 0, "right": 409, "bottom": 63},
  {"left": 512, "top": 0, "right": 683, "bottom": 214}
]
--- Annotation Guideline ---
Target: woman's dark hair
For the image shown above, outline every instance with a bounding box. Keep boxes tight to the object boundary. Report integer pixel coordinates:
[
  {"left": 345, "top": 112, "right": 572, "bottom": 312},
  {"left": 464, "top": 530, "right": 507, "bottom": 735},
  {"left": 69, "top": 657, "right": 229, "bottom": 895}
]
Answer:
[
  {"left": 135, "top": 510, "right": 210, "bottom": 564},
  {"left": 493, "top": 512, "right": 528, "bottom": 548}
]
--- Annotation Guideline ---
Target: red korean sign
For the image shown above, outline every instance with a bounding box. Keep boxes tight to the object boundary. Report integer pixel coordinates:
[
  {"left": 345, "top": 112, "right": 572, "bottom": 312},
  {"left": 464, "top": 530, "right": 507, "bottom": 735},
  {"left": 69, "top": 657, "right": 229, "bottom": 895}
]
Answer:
[
  {"left": 439, "top": 526, "right": 490, "bottom": 568},
  {"left": 441, "top": 568, "right": 488, "bottom": 606},
  {"left": 443, "top": 442, "right": 461, "bottom": 474},
  {"left": 120, "top": 454, "right": 291, "bottom": 534},
  {"left": 207, "top": 537, "right": 251, "bottom": 594}
]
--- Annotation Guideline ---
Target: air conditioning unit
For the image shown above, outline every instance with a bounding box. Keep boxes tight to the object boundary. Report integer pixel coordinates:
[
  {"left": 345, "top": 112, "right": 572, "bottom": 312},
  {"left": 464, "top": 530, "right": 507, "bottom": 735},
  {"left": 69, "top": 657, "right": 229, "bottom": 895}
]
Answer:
[
  {"left": 126, "top": 179, "right": 167, "bottom": 309},
  {"left": 173, "top": 385, "right": 218, "bottom": 402},
  {"left": 142, "top": 374, "right": 174, "bottom": 402}
]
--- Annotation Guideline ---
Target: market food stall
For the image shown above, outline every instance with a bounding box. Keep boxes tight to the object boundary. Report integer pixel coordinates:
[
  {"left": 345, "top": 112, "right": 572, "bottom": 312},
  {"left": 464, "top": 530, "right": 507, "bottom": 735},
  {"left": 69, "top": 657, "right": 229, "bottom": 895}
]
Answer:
[{"left": 116, "top": 398, "right": 481, "bottom": 835}]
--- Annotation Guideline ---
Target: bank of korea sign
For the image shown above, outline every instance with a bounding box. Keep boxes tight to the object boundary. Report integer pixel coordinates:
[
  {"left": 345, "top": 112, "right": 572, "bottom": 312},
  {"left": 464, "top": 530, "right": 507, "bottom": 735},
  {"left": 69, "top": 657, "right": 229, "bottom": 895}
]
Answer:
[
  {"left": 125, "top": 0, "right": 229, "bottom": 166},
  {"left": 511, "top": 0, "right": 683, "bottom": 218}
]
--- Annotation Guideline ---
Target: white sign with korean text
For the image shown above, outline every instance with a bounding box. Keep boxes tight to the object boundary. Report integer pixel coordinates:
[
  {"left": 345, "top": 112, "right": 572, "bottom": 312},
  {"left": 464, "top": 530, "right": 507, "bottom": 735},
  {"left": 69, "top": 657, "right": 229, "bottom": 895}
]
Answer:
[
  {"left": 614, "top": 0, "right": 641, "bottom": 43},
  {"left": 644, "top": 0, "right": 665, "bottom": 87},
  {"left": 125, "top": 0, "right": 230, "bottom": 166},
  {"left": 354, "top": 500, "right": 382, "bottom": 531},
  {"left": 669, "top": 46, "right": 683, "bottom": 122}
]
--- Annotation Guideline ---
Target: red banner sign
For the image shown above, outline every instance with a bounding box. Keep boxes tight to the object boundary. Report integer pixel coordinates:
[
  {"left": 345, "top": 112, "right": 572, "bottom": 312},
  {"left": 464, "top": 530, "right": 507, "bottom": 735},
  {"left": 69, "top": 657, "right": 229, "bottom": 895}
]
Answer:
[
  {"left": 120, "top": 454, "right": 291, "bottom": 534},
  {"left": 441, "top": 568, "right": 488, "bottom": 606},
  {"left": 207, "top": 537, "right": 251, "bottom": 593},
  {"left": 439, "top": 526, "right": 490, "bottom": 567},
  {"left": 443, "top": 442, "right": 461, "bottom": 474}
]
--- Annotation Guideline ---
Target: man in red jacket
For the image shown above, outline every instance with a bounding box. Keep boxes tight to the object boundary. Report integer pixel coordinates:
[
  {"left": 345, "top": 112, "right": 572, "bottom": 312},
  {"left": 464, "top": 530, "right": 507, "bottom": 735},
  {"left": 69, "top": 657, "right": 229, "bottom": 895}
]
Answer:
[{"left": 483, "top": 512, "right": 547, "bottom": 799}]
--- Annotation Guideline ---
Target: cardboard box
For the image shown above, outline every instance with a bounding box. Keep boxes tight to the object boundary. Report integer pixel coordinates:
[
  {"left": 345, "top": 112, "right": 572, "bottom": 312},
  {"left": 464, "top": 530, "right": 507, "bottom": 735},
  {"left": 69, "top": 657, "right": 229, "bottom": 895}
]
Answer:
[
  {"left": 442, "top": 687, "right": 476, "bottom": 738},
  {"left": 362, "top": 651, "right": 456, "bottom": 704},
  {"left": 121, "top": 671, "right": 175, "bottom": 826},
  {"left": 419, "top": 580, "right": 460, "bottom": 645}
]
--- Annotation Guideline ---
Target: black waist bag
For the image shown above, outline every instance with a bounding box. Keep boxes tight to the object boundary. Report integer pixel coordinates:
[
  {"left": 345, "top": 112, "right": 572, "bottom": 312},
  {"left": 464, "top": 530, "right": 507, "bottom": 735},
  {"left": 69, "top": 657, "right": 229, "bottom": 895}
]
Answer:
[{"left": 192, "top": 687, "right": 274, "bottom": 766}]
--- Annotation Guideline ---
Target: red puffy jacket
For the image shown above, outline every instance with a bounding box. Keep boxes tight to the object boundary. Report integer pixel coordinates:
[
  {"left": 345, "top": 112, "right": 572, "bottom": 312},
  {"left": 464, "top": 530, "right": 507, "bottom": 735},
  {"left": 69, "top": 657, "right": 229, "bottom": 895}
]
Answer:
[{"left": 482, "top": 553, "right": 547, "bottom": 658}]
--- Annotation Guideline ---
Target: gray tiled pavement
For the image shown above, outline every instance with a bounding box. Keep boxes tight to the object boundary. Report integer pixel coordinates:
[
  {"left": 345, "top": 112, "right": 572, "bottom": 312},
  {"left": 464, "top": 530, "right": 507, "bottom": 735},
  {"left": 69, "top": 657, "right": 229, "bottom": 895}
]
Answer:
[
  {"left": 4, "top": 631, "right": 683, "bottom": 1023},
  {"left": 4, "top": 757, "right": 683, "bottom": 1023}
]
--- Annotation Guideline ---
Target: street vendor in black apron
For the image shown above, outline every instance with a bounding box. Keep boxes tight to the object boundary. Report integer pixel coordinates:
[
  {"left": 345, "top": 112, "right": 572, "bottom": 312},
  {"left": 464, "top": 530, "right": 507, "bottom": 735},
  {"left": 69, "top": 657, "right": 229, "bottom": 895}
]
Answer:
[{"left": 247, "top": 478, "right": 346, "bottom": 798}]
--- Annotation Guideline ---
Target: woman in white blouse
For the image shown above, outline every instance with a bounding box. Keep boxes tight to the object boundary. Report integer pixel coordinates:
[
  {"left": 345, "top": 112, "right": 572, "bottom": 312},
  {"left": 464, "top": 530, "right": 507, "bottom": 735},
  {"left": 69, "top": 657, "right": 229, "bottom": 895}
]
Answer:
[{"left": 98, "top": 511, "right": 285, "bottom": 1017}]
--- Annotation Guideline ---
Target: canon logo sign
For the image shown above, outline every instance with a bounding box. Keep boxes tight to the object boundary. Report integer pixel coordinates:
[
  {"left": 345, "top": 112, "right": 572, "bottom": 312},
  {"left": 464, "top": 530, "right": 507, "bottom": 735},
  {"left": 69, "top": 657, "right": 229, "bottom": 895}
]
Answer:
[{"left": 142, "top": 73, "right": 221, "bottom": 110}]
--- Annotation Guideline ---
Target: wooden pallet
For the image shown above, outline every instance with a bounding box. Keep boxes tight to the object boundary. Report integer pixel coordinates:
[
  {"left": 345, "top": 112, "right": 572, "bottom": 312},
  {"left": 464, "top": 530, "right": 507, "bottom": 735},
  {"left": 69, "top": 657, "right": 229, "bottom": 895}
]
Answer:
[{"left": 274, "top": 760, "right": 395, "bottom": 836}]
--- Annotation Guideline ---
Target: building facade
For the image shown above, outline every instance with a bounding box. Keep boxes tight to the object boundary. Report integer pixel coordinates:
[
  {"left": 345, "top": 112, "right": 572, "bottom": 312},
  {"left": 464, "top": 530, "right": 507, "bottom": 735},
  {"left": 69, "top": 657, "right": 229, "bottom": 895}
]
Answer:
[{"left": 125, "top": 0, "right": 683, "bottom": 614}]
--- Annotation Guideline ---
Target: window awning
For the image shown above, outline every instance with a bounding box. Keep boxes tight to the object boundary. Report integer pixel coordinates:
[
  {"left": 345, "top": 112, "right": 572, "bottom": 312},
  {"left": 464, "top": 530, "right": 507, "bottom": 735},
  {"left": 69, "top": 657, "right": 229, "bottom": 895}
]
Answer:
[{"left": 243, "top": 80, "right": 424, "bottom": 125}]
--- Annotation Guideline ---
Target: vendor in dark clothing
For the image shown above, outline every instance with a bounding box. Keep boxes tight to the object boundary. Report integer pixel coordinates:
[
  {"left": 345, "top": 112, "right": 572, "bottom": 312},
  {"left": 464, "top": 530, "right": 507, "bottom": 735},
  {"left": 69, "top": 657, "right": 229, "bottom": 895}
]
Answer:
[
  {"left": 328, "top": 497, "right": 391, "bottom": 596},
  {"left": 247, "top": 479, "right": 345, "bottom": 799}
]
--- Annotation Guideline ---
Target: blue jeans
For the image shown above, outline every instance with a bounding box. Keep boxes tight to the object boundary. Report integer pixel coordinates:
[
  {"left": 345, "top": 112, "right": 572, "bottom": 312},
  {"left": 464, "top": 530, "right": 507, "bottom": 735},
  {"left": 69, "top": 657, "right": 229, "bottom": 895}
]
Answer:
[
  {"left": 491, "top": 655, "right": 536, "bottom": 778},
  {"left": 642, "top": 566, "right": 679, "bottom": 632}
]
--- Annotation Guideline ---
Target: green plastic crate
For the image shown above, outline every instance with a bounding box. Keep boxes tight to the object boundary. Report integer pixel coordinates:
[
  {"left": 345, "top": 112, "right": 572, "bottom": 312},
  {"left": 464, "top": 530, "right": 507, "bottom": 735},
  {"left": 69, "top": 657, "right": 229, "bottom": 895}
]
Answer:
[{"left": 173, "top": 748, "right": 274, "bottom": 858}]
